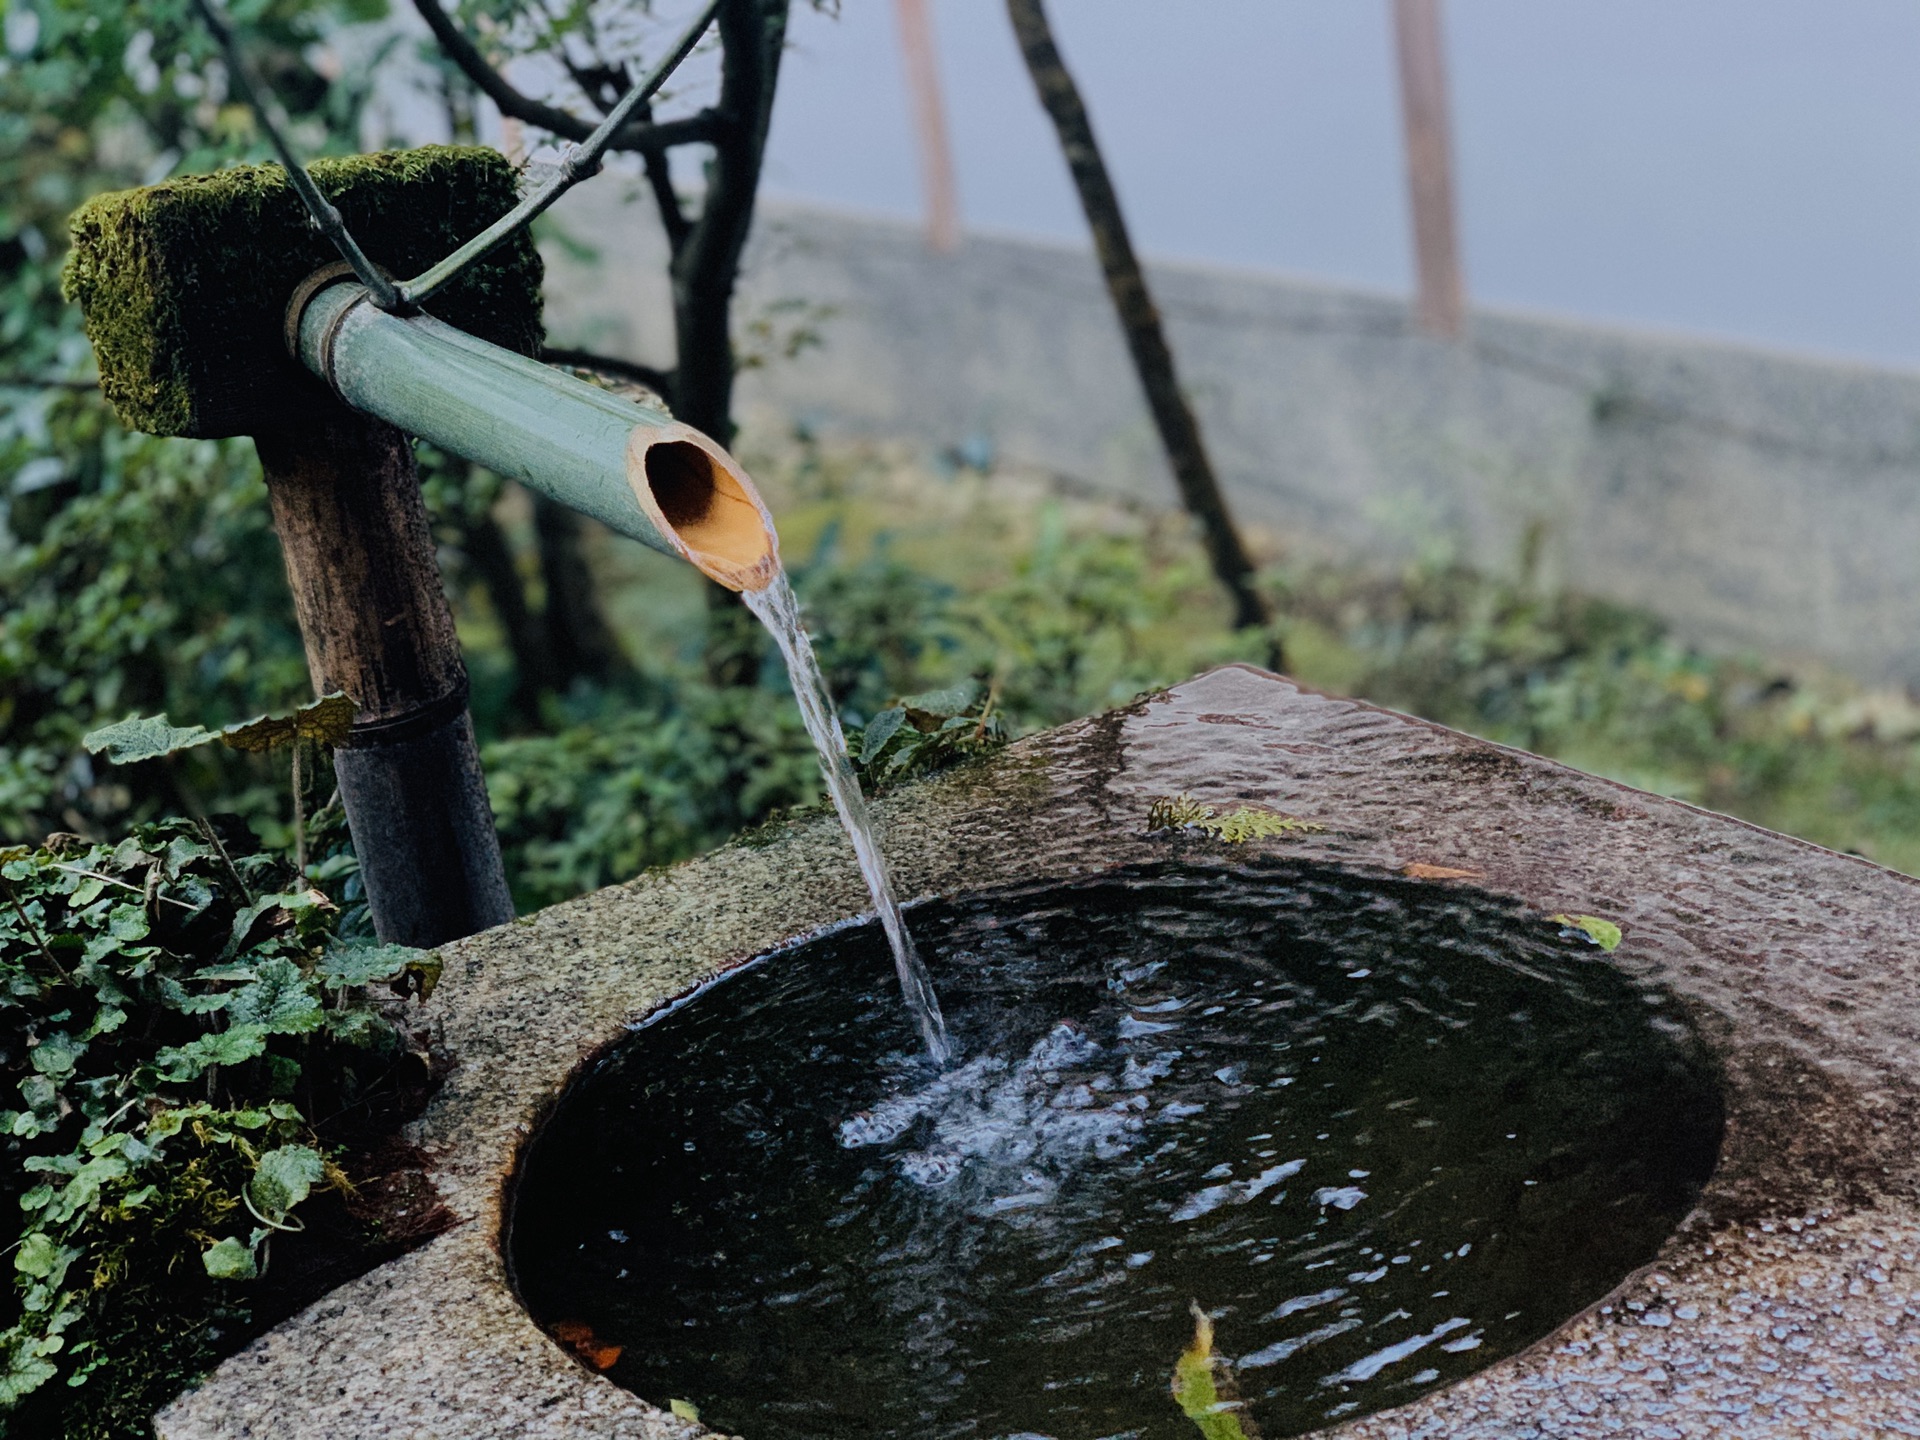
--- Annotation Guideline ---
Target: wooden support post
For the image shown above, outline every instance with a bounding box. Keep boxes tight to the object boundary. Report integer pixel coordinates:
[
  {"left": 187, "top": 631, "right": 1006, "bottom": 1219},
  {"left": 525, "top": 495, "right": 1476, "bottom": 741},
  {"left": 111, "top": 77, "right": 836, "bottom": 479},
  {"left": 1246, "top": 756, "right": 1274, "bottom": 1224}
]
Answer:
[
  {"left": 64, "top": 149, "right": 549, "bottom": 945},
  {"left": 894, "top": 0, "right": 960, "bottom": 252},
  {"left": 255, "top": 404, "right": 514, "bottom": 947},
  {"left": 1392, "top": 0, "right": 1467, "bottom": 339}
]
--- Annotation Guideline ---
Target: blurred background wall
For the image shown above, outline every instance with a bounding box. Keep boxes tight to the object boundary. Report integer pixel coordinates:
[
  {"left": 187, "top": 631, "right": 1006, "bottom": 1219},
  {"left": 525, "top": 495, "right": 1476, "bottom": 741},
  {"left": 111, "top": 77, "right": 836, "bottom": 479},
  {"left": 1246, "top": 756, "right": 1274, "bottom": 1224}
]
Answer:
[{"left": 523, "top": 0, "right": 1920, "bottom": 683}]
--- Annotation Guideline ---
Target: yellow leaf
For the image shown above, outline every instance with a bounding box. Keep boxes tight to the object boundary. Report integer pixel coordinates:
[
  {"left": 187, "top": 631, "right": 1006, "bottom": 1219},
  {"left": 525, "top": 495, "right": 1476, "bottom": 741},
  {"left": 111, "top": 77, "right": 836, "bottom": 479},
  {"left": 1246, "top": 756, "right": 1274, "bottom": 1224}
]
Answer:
[
  {"left": 1170, "top": 1302, "right": 1260, "bottom": 1440},
  {"left": 669, "top": 1398, "right": 700, "bottom": 1421},
  {"left": 219, "top": 692, "right": 357, "bottom": 753},
  {"left": 294, "top": 692, "right": 358, "bottom": 746},
  {"left": 550, "top": 1318, "right": 623, "bottom": 1371},
  {"left": 1402, "top": 862, "right": 1483, "bottom": 881},
  {"left": 218, "top": 711, "right": 295, "bottom": 754}
]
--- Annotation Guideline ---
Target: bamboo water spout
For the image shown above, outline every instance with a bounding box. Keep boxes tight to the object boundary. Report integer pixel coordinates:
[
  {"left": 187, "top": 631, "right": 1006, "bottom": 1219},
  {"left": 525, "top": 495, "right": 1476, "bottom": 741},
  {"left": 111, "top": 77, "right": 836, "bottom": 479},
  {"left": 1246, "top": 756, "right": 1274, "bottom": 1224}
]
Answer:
[
  {"left": 292, "top": 278, "right": 947, "bottom": 1055},
  {"left": 291, "top": 280, "right": 780, "bottom": 594}
]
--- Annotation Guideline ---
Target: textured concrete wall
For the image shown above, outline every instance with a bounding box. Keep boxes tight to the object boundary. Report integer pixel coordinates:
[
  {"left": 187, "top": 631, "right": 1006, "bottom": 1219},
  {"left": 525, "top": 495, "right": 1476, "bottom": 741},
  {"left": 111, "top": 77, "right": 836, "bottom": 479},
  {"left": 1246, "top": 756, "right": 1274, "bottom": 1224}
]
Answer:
[{"left": 542, "top": 188, "right": 1920, "bottom": 685}]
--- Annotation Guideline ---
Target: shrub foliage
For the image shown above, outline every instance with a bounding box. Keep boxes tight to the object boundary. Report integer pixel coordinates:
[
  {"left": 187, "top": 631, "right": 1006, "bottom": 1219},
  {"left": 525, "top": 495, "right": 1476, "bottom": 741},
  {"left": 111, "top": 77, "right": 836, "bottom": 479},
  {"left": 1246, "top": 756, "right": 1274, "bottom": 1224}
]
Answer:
[{"left": 0, "top": 817, "right": 435, "bottom": 1435}]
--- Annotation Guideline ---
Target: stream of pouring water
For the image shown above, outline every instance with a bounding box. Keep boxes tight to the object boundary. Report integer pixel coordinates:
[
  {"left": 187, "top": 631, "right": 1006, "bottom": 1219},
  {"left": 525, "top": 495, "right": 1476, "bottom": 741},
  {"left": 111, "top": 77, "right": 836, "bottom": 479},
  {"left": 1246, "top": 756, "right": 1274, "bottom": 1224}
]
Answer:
[{"left": 744, "top": 573, "right": 953, "bottom": 1066}]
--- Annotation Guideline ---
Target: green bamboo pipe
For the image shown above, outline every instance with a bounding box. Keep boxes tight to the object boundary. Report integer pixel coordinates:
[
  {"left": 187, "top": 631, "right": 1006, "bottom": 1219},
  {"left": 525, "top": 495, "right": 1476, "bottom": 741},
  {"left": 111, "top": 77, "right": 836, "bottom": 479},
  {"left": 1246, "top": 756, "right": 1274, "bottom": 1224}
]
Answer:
[{"left": 291, "top": 279, "right": 780, "bottom": 592}]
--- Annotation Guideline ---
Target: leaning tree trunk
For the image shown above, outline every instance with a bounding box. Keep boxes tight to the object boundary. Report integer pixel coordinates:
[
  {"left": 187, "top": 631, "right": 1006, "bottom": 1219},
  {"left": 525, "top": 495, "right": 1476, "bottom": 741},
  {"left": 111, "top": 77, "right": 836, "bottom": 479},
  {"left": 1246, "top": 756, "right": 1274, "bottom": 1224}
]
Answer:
[{"left": 1005, "top": 0, "right": 1279, "bottom": 659}]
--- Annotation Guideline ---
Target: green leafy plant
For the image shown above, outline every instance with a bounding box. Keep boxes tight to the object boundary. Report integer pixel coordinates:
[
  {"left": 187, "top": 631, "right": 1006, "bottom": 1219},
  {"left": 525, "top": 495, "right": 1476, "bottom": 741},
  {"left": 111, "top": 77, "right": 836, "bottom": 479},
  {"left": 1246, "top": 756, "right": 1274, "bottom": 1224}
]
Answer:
[
  {"left": 483, "top": 683, "right": 822, "bottom": 913},
  {"left": 848, "top": 680, "right": 1008, "bottom": 791},
  {"left": 82, "top": 694, "right": 355, "bottom": 873},
  {"left": 0, "top": 817, "right": 436, "bottom": 1430}
]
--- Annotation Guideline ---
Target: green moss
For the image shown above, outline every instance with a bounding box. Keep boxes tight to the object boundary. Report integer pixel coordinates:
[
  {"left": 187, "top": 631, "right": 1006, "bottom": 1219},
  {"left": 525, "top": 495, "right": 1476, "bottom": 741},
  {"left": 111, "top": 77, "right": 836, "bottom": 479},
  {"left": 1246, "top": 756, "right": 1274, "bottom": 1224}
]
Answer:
[{"left": 63, "top": 146, "right": 544, "bottom": 439}]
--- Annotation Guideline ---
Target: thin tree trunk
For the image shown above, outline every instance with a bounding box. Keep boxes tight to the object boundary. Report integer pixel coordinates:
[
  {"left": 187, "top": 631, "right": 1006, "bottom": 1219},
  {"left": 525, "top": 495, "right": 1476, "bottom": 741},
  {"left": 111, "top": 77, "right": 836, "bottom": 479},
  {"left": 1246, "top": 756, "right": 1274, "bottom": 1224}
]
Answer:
[
  {"left": 664, "top": 0, "right": 790, "bottom": 687},
  {"left": 1393, "top": 0, "right": 1466, "bottom": 338},
  {"left": 533, "top": 494, "right": 629, "bottom": 688},
  {"left": 895, "top": 0, "right": 960, "bottom": 252},
  {"left": 454, "top": 493, "right": 555, "bottom": 717},
  {"left": 1004, "top": 0, "right": 1277, "bottom": 653}
]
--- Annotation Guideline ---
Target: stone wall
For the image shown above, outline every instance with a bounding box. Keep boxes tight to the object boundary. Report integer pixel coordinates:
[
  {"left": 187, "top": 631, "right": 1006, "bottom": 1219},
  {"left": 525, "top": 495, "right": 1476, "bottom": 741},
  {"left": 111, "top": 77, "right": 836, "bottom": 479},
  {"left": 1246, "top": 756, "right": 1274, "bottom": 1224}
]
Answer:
[{"left": 542, "top": 186, "right": 1920, "bottom": 686}]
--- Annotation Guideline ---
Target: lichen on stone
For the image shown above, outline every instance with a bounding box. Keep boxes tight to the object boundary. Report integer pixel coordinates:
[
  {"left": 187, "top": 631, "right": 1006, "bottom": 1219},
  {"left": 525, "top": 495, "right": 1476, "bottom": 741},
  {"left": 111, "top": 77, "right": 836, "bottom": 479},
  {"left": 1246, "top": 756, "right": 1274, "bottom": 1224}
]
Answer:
[
  {"left": 63, "top": 145, "right": 545, "bottom": 439},
  {"left": 1146, "top": 793, "right": 1325, "bottom": 843}
]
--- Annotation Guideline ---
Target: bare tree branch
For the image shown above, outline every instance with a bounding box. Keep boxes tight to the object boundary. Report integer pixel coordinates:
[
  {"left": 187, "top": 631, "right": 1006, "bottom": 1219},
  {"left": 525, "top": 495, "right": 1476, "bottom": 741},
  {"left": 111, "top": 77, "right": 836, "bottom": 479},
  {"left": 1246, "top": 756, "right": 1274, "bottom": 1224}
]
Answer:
[
  {"left": 394, "top": 1, "right": 724, "bottom": 305},
  {"left": 410, "top": 0, "right": 725, "bottom": 152},
  {"left": 402, "top": 1, "right": 799, "bottom": 689},
  {"left": 193, "top": 0, "right": 402, "bottom": 309},
  {"left": 640, "top": 134, "right": 693, "bottom": 249},
  {"left": 672, "top": 0, "right": 786, "bottom": 441},
  {"left": 660, "top": 0, "right": 791, "bottom": 688}
]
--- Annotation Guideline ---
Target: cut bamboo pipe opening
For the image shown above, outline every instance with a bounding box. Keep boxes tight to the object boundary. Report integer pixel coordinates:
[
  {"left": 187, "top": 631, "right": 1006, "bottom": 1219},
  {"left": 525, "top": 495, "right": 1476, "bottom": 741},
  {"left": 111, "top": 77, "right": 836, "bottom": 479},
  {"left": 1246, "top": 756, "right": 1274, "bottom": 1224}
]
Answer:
[{"left": 290, "top": 279, "right": 781, "bottom": 592}]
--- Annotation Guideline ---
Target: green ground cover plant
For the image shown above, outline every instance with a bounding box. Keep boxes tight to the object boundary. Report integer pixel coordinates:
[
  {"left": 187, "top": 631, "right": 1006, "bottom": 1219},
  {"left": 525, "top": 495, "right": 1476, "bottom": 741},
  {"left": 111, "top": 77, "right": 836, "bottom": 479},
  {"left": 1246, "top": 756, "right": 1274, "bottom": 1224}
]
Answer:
[{"left": 0, "top": 813, "right": 439, "bottom": 1439}]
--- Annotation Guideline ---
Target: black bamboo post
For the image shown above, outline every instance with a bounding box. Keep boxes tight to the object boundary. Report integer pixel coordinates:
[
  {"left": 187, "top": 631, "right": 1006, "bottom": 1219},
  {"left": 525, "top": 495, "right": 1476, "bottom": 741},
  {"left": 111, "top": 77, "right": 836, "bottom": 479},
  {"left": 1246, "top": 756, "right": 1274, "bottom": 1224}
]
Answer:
[{"left": 254, "top": 404, "right": 513, "bottom": 945}]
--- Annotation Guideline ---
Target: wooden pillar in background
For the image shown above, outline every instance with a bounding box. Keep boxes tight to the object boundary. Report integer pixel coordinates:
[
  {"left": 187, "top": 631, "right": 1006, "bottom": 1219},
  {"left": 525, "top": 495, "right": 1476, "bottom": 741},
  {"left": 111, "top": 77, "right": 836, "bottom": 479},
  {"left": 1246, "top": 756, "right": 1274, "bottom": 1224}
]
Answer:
[
  {"left": 895, "top": 0, "right": 960, "bottom": 252},
  {"left": 256, "top": 404, "right": 514, "bottom": 947},
  {"left": 1392, "top": 0, "right": 1467, "bottom": 338}
]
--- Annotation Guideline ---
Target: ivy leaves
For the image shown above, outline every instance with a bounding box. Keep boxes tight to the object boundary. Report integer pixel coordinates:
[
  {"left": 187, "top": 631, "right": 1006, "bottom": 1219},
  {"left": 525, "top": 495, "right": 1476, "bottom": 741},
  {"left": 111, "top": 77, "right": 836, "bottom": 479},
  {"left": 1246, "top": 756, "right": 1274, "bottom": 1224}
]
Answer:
[
  {"left": 206, "top": 1142, "right": 328, "bottom": 1280},
  {"left": 78, "top": 717, "right": 221, "bottom": 766},
  {"left": 81, "top": 692, "right": 355, "bottom": 763},
  {"left": 0, "top": 816, "right": 434, "bottom": 1414},
  {"left": 200, "top": 1236, "right": 258, "bottom": 1281}
]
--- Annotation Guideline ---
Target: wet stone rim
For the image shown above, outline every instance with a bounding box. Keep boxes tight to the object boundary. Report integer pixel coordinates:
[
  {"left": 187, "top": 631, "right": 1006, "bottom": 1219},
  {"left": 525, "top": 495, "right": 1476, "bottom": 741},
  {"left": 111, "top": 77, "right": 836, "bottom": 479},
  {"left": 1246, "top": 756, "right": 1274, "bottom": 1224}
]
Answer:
[{"left": 159, "top": 666, "right": 1920, "bottom": 1440}]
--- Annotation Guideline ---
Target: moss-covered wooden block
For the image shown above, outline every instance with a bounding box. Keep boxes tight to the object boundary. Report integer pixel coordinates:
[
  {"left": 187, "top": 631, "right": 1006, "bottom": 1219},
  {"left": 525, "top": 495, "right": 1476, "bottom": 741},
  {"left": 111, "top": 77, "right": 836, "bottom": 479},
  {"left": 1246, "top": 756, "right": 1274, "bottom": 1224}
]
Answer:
[{"left": 63, "top": 146, "right": 545, "bottom": 439}]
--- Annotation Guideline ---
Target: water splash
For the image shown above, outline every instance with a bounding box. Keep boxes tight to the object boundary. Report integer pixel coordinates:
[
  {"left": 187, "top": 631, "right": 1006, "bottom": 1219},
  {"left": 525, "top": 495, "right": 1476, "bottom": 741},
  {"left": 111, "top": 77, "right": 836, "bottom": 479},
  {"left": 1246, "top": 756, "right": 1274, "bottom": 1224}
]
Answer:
[{"left": 743, "top": 572, "right": 952, "bottom": 1064}]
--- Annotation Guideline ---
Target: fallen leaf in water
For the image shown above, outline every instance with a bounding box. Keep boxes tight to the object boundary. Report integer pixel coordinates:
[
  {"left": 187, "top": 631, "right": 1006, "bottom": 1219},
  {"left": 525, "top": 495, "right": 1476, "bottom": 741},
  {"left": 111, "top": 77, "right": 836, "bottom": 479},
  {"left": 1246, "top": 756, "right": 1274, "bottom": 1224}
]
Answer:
[
  {"left": 550, "top": 1318, "right": 624, "bottom": 1371},
  {"left": 1170, "top": 1301, "right": 1261, "bottom": 1439},
  {"left": 669, "top": 1398, "right": 700, "bottom": 1421},
  {"left": 1402, "top": 863, "right": 1484, "bottom": 881},
  {"left": 1550, "top": 914, "right": 1623, "bottom": 952}
]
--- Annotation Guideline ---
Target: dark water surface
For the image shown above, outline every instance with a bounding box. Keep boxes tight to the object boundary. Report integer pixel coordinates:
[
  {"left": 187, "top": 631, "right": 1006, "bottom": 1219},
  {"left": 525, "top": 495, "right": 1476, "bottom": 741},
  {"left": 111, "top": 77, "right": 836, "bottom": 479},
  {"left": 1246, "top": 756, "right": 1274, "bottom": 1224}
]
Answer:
[{"left": 509, "top": 863, "right": 1721, "bottom": 1440}]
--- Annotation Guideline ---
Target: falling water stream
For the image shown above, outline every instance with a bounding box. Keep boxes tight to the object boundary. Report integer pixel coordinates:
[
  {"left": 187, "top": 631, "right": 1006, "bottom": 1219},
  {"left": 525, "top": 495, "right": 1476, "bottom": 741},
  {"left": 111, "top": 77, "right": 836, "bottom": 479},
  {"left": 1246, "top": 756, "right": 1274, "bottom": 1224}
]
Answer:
[{"left": 744, "top": 572, "right": 953, "bottom": 1065}]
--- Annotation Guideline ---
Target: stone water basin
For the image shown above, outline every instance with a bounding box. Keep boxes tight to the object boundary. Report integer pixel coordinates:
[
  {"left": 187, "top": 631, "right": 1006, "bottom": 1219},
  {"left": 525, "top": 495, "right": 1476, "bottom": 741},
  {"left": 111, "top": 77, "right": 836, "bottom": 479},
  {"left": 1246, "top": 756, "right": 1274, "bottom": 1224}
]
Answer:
[{"left": 160, "top": 667, "right": 1920, "bottom": 1439}]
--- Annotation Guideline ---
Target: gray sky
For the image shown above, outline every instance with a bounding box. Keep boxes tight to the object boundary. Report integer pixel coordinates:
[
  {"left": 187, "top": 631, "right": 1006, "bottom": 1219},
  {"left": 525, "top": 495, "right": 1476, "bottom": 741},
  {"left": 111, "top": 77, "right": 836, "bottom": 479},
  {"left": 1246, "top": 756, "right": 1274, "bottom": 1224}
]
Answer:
[{"left": 757, "top": 1, "right": 1920, "bottom": 369}]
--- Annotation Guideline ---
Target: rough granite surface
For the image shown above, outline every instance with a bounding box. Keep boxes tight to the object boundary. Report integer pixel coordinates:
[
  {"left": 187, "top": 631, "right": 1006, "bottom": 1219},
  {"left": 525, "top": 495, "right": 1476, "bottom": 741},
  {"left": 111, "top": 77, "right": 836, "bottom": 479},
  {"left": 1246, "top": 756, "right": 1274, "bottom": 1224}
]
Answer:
[{"left": 159, "top": 667, "right": 1920, "bottom": 1439}]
